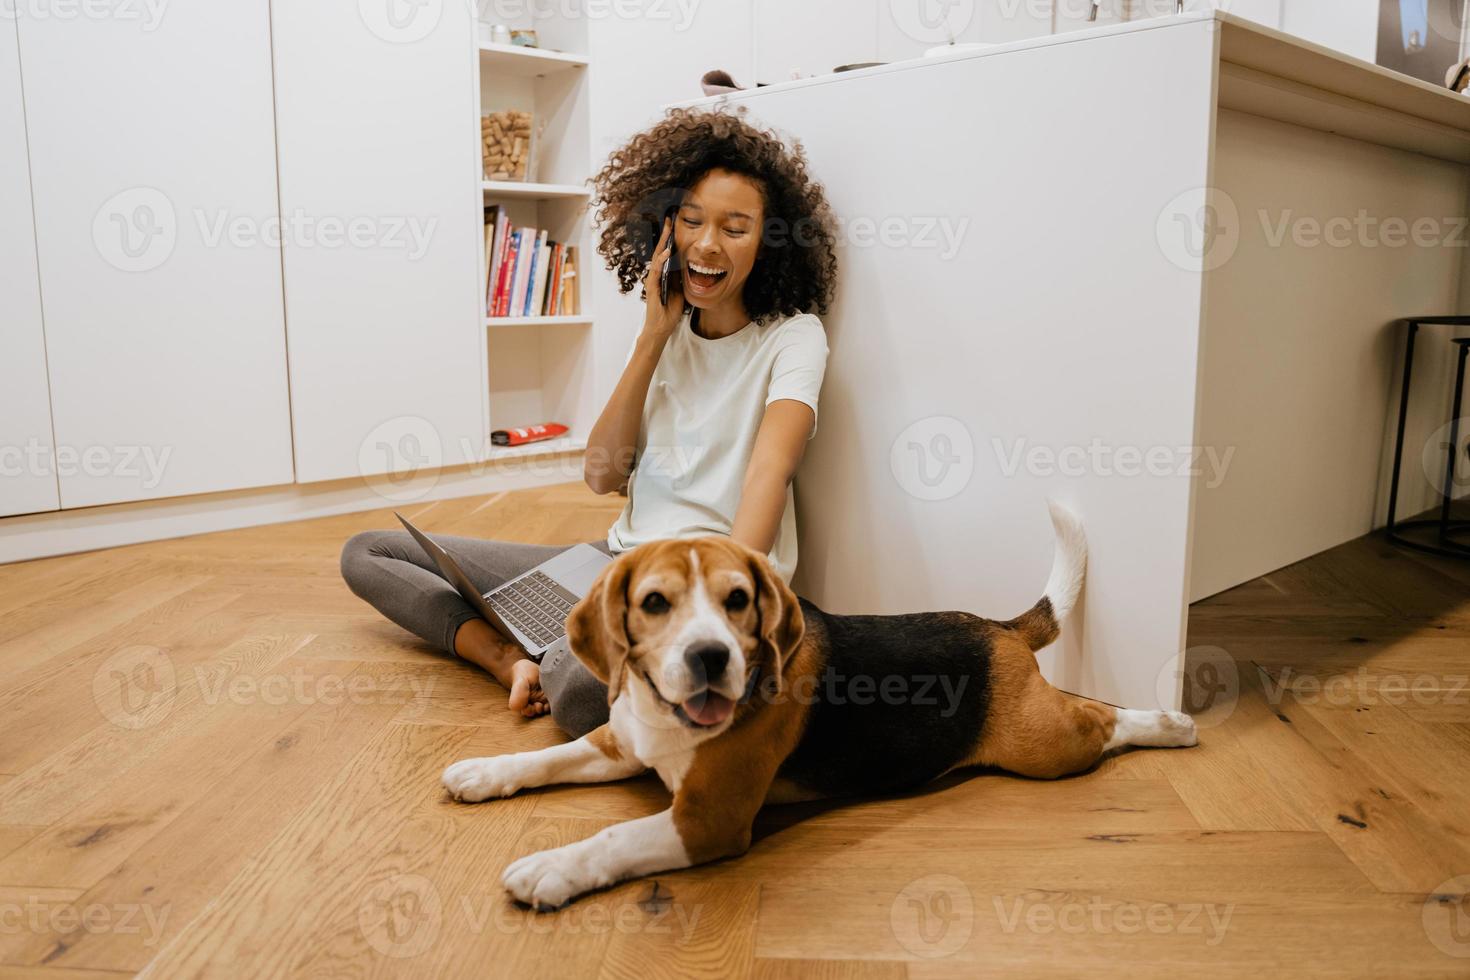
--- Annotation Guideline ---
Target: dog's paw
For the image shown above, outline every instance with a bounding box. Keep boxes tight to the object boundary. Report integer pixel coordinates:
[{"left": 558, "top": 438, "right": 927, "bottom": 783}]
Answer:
[
  {"left": 442, "top": 756, "right": 523, "bottom": 802},
  {"left": 503, "top": 846, "right": 596, "bottom": 911},
  {"left": 1162, "top": 710, "right": 1199, "bottom": 747}
]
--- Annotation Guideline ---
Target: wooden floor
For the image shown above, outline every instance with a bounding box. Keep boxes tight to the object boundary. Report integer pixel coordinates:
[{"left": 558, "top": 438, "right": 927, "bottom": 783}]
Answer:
[{"left": 1, "top": 483, "right": 1468, "bottom": 978}]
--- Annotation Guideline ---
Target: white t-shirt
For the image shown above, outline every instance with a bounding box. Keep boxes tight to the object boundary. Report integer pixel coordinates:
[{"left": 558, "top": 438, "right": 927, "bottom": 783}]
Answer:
[{"left": 606, "top": 309, "right": 829, "bottom": 584}]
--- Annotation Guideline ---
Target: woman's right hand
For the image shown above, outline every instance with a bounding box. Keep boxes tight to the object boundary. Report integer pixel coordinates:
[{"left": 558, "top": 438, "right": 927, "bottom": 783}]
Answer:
[{"left": 641, "top": 215, "right": 686, "bottom": 344}]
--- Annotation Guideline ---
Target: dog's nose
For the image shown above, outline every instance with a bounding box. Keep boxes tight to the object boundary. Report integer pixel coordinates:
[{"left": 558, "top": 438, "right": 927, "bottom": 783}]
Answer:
[{"left": 684, "top": 641, "right": 730, "bottom": 682}]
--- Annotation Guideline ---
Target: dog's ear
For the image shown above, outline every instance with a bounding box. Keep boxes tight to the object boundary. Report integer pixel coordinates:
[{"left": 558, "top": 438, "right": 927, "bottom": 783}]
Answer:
[
  {"left": 566, "top": 549, "right": 636, "bottom": 706},
  {"left": 747, "top": 547, "right": 804, "bottom": 694}
]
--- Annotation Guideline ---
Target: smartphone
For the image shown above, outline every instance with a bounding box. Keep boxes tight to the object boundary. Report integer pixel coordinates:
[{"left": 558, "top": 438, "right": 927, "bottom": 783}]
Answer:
[{"left": 659, "top": 206, "right": 681, "bottom": 307}]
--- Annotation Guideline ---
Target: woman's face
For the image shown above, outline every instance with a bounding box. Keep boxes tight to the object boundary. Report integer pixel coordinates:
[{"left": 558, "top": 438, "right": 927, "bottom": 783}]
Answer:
[{"left": 674, "top": 168, "right": 765, "bottom": 313}]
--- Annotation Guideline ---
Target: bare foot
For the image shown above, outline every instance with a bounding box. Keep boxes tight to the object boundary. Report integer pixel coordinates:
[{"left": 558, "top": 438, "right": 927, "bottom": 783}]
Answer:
[
  {"left": 508, "top": 659, "right": 550, "bottom": 719},
  {"left": 454, "top": 618, "right": 549, "bottom": 719}
]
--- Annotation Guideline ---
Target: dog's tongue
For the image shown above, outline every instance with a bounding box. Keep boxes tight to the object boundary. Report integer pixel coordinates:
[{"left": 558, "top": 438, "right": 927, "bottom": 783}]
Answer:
[{"left": 683, "top": 690, "right": 734, "bottom": 726}]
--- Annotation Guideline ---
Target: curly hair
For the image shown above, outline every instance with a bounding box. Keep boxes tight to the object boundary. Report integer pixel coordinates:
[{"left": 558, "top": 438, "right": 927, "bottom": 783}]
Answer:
[{"left": 588, "top": 103, "right": 839, "bottom": 325}]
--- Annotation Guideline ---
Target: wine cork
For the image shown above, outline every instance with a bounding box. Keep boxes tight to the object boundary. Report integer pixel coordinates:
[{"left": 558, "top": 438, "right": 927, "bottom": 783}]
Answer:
[{"left": 481, "top": 110, "right": 534, "bottom": 179}]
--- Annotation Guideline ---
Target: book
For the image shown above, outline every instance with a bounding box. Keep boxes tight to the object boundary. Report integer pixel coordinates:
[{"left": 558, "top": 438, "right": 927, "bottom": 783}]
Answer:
[
  {"left": 494, "top": 230, "right": 519, "bottom": 317},
  {"left": 488, "top": 205, "right": 499, "bottom": 312},
  {"left": 490, "top": 229, "right": 506, "bottom": 317},
  {"left": 483, "top": 220, "right": 579, "bottom": 319},
  {"left": 530, "top": 230, "right": 548, "bottom": 315},
  {"left": 508, "top": 229, "right": 526, "bottom": 317},
  {"left": 484, "top": 205, "right": 509, "bottom": 315},
  {"left": 560, "top": 246, "right": 577, "bottom": 315},
  {"left": 491, "top": 422, "right": 569, "bottom": 446},
  {"left": 513, "top": 226, "right": 537, "bottom": 317},
  {"left": 546, "top": 243, "right": 564, "bottom": 316},
  {"left": 494, "top": 225, "right": 517, "bottom": 317},
  {"left": 529, "top": 231, "right": 551, "bottom": 317}
]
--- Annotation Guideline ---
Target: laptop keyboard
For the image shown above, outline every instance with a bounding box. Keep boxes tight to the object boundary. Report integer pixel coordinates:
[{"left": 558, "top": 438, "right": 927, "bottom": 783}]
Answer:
[{"left": 486, "top": 571, "right": 580, "bottom": 649}]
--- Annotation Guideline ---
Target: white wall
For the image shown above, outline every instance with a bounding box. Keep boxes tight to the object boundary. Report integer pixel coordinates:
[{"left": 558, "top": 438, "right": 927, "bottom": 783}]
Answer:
[
  {"left": 1133, "top": 0, "right": 1384, "bottom": 62},
  {"left": 755, "top": 0, "right": 1405, "bottom": 87},
  {"left": 1133, "top": 0, "right": 1282, "bottom": 28},
  {"left": 757, "top": 0, "right": 877, "bottom": 81},
  {"left": 758, "top": 0, "right": 1123, "bottom": 80},
  {"left": 1282, "top": 0, "right": 1380, "bottom": 61},
  {"left": 1225, "top": 0, "right": 1285, "bottom": 27}
]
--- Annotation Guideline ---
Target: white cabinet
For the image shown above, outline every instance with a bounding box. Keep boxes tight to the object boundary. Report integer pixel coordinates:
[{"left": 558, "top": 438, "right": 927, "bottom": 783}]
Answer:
[
  {"left": 272, "top": 0, "right": 487, "bottom": 483},
  {"left": 0, "top": 19, "right": 59, "bottom": 519},
  {"left": 16, "top": 0, "right": 294, "bottom": 509}
]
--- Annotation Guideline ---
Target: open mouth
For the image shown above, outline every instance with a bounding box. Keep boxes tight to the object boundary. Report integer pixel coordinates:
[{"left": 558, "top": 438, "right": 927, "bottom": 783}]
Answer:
[
  {"left": 677, "top": 689, "right": 735, "bottom": 727},
  {"left": 640, "top": 670, "right": 736, "bottom": 728},
  {"left": 685, "top": 262, "right": 727, "bottom": 294}
]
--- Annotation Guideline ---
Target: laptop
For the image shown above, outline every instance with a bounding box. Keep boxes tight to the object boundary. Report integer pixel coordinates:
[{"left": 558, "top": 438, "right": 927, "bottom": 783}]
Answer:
[{"left": 395, "top": 512, "right": 613, "bottom": 662}]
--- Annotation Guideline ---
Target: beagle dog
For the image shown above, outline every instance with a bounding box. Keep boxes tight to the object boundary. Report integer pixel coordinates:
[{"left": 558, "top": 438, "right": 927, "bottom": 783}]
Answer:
[{"left": 442, "top": 503, "right": 1198, "bottom": 910}]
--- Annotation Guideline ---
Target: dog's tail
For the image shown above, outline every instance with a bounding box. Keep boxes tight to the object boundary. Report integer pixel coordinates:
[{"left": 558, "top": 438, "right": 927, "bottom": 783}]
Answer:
[{"left": 1002, "top": 500, "right": 1088, "bottom": 652}]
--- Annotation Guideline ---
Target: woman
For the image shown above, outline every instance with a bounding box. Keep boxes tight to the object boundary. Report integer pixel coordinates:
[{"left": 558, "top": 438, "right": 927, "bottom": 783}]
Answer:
[{"left": 340, "top": 104, "right": 839, "bottom": 739}]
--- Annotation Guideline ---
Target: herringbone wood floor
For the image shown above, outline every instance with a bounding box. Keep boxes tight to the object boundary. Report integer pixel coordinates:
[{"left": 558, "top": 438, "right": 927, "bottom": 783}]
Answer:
[{"left": 1, "top": 482, "right": 1468, "bottom": 978}]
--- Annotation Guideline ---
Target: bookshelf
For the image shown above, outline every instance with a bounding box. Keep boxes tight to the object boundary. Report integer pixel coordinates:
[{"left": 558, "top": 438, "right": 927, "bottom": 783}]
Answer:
[{"left": 474, "top": 17, "right": 596, "bottom": 462}]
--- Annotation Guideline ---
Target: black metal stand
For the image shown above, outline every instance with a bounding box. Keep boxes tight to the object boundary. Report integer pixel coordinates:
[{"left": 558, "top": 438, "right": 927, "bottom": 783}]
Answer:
[{"left": 1385, "top": 318, "right": 1470, "bottom": 559}]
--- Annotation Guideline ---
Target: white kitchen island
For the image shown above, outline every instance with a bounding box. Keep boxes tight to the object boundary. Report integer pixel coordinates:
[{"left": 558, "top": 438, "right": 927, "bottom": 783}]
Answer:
[{"left": 672, "top": 11, "right": 1470, "bottom": 710}]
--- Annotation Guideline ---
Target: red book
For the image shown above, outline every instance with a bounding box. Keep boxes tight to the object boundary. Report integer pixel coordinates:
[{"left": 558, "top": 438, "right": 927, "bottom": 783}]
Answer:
[
  {"left": 494, "top": 231, "right": 518, "bottom": 317},
  {"left": 491, "top": 422, "right": 569, "bottom": 447}
]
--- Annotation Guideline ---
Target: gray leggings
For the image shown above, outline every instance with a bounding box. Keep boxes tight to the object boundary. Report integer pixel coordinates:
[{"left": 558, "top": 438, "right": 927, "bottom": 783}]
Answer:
[{"left": 338, "top": 530, "right": 613, "bottom": 739}]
